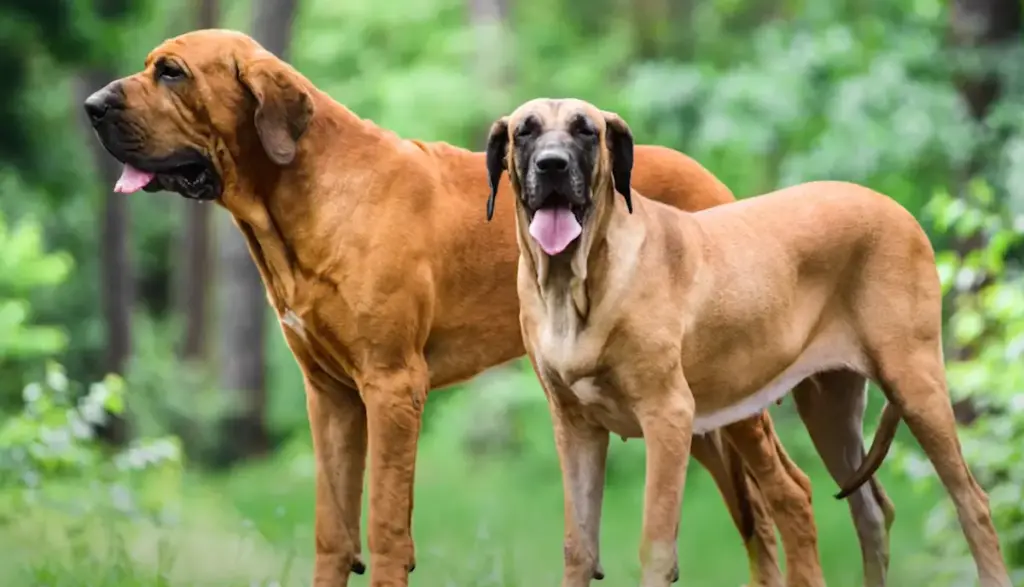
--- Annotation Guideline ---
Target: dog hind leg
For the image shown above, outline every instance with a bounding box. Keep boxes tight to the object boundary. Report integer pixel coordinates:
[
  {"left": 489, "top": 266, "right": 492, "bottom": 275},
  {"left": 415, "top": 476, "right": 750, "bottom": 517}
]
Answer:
[
  {"left": 691, "top": 430, "right": 783, "bottom": 587},
  {"left": 724, "top": 413, "right": 827, "bottom": 587},
  {"left": 793, "top": 372, "right": 894, "bottom": 587},
  {"left": 871, "top": 346, "right": 1010, "bottom": 587}
]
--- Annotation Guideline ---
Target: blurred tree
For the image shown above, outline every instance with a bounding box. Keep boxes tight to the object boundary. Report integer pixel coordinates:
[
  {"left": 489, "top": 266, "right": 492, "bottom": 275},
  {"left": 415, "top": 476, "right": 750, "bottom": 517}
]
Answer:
[
  {"left": 73, "top": 67, "right": 134, "bottom": 446},
  {"left": 0, "top": 0, "right": 142, "bottom": 405},
  {"left": 0, "top": 0, "right": 137, "bottom": 185},
  {"left": 947, "top": 0, "right": 1022, "bottom": 424},
  {"left": 66, "top": 0, "right": 168, "bottom": 446},
  {"left": 213, "top": 0, "right": 299, "bottom": 463},
  {"left": 0, "top": 210, "right": 72, "bottom": 382},
  {"left": 173, "top": 0, "right": 220, "bottom": 363},
  {"left": 468, "top": 0, "right": 512, "bottom": 140},
  {"left": 630, "top": 0, "right": 669, "bottom": 60}
]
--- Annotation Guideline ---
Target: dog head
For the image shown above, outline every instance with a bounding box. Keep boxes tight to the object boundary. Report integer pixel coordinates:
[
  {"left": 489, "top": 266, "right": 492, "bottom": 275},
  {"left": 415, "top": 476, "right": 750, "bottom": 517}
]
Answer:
[
  {"left": 83, "top": 29, "right": 314, "bottom": 202},
  {"left": 485, "top": 98, "right": 633, "bottom": 256}
]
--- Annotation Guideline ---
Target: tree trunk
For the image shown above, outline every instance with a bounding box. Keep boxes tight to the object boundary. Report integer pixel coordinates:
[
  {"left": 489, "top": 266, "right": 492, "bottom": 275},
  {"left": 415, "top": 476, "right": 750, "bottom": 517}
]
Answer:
[
  {"left": 254, "top": 0, "right": 299, "bottom": 57},
  {"left": 468, "top": 0, "right": 511, "bottom": 142},
  {"left": 630, "top": 0, "right": 669, "bottom": 60},
  {"left": 947, "top": 0, "right": 1022, "bottom": 424},
  {"left": 213, "top": 0, "right": 299, "bottom": 464},
  {"left": 173, "top": 0, "right": 219, "bottom": 361},
  {"left": 74, "top": 70, "right": 133, "bottom": 446},
  {"left": 214, "top": 215, "right": 269, "bottom": 463}
]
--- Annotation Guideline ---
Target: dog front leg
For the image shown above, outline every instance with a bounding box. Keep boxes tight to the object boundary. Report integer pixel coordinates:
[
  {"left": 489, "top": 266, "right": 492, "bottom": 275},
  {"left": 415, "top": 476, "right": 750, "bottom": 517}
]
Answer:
[
  {"left": 634, "top": 371, "right": 695, "bottom": 587},
  {"left": 306, "top": 378, "right": 368, "bottom": 587},
  {"left": 548, "top": 392, "right": 610, "bottom": 587},
  {"left": 359, "top": 359, "right": 427, "bottom": 587}
]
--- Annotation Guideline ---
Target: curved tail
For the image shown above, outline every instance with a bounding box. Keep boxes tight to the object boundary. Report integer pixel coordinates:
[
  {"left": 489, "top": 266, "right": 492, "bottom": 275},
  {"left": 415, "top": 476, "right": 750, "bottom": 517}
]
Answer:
[
  {"left": 834, "top": 402, "right": 902, "bottom": 499},
  {"left": 725, "top": 439, "right": 757, "bottom": 541}
]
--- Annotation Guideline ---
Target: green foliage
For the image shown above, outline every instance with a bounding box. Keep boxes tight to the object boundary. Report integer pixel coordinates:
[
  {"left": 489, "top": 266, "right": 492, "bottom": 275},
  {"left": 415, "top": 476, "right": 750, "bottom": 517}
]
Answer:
[
  {"left": 0, "top": 0, "right": 146, "bottom": 177},
  {"left": 895, "top": 182, "right": 1024, "bottom": 583},
  {"left": 125, "top": 314, "right": 229, "bottom": 461},
  {"left": 295, "top": 0, "right": 500, "bottom": 146},
  {"left": 0, "top": 362, "right": 184, "bottom": 584},
  {"left": 0, "top": 205, "right": 73, "bottom": 406},
  {"left": 0, "top": 362, "right": 182, "bottom": 500},
  {"left": 620, "top": 4, "right": 972, "bottom": 204}
]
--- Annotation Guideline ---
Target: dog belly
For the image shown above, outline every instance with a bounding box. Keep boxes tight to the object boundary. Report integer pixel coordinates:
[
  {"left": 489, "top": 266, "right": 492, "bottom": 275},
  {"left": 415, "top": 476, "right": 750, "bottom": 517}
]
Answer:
[
  {"left": 424, "top": 324, "right": 526, "bottom": 390},
  {"left": 691, "top": 343, "right": 866, "bottom": 435}
]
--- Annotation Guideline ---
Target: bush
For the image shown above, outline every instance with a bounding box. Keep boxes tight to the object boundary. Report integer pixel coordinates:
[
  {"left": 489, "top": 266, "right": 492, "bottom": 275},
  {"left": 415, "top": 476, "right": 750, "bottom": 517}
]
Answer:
[
  {"left": 895, "top": 180, "right": 1024, "bottom": 584},
  {"left": 0, "top": 209, "right": 73, "bottom": 407},
  {"left": 0, "top": 362, "right": 184, "bottom": 584}
]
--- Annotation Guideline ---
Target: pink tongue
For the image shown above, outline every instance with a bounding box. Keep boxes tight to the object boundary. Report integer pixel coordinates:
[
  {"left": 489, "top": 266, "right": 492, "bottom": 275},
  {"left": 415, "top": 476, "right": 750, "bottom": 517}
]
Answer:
[
  {"left": 114, "top": 164, "right": 156, "bottom": 194},
  {"left": 529, "top": 207, "right": 582, "bottom": 256}
]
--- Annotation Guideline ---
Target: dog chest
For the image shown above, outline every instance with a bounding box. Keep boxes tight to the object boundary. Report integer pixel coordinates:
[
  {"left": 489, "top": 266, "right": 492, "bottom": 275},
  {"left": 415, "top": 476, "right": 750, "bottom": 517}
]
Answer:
[
  {"left": 281, "top": 308, "right": 307, "bottom": 341},
  {"left": 533, "top": 315, "right": 607, "bottom": 379},
  {"left": 555, "top": 373, "right": 643, "bottom": 438},
  {"left": 569, "top": 377, "right": 603, "bottom": 404},
  {"left": 276, "top": 306, "right": 358, "bottom": 389},
  {"left": 534, "top": 348, "right": 643, "bottom": 438}
]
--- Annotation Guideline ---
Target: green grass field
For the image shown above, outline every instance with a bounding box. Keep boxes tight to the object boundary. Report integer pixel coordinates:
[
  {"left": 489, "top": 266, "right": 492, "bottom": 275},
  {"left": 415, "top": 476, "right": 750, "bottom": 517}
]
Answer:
[
  {"left": 0, "top": 393, "right": 954, "bottom": 585},
  {"left": 0, "top": 376, "right": 958, "bottom": 586}
]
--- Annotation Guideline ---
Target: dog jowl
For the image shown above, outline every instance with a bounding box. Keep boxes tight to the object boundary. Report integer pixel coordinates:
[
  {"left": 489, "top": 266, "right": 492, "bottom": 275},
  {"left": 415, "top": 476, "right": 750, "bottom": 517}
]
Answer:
[
  {"left": 82, "top": 30, "right": 313, "bottom": 203},
  {"left": 485, "top": 98, "right": 634, "bottom": 256},
  {"left": 84, "top": 72, "right": 222, "bottom": 201}
]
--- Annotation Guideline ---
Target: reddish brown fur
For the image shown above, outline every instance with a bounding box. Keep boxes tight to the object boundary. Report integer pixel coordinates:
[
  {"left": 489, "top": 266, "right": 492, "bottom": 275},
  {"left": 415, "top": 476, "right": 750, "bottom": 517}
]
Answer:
[{"left": 99, "top": 30, "right": 890, "bottom": 587}]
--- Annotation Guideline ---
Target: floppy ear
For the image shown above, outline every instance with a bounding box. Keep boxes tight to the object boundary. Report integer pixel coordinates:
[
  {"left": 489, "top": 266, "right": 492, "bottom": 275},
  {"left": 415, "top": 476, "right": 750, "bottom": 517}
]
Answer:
[
  {"left": 485, "top": 116, "right": 510, "bottom": 221},
  {"left": 238, "top": 57, "right": 314, "bottom": 165},
  {"left": 603, "top": 112, "right": 635, "bottom": 214}
]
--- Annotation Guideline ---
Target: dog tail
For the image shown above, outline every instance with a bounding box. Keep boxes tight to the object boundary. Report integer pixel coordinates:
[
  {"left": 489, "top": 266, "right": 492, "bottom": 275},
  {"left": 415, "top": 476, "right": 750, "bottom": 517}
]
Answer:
[
  {"left": 833, "top": 402, "right": 901, "bottom": 500},
  {"left": 725, "top": 441, "right": 757, "bottom": 541}
]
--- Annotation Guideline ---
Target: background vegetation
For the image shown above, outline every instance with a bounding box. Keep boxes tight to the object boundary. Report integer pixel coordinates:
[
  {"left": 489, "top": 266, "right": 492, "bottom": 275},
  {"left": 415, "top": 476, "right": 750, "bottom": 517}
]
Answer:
[{"left": 0, "top": 0, "right": 1023, "bottom": 585}]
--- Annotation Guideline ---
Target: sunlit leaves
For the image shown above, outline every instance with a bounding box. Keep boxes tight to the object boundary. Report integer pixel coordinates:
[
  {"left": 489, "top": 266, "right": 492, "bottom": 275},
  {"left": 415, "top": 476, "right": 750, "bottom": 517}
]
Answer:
[
  {"left": 915, "top": 178, "right": 1024, "bottom": 578},
  {"left": 0, "top": 211, "right": 71, "bottom": 365},
  {"left": 0, "top": 362, "right": 182, "bottom": 521}
]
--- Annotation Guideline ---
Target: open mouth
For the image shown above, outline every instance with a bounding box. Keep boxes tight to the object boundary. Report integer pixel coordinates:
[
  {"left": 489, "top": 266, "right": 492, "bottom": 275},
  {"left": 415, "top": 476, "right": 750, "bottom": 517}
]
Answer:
[
  {"left": 527, "top": 190, "right": 589, "bottom": 256},
  {"left": 113, "top": 152, "right": 220, "bottom": 201}
]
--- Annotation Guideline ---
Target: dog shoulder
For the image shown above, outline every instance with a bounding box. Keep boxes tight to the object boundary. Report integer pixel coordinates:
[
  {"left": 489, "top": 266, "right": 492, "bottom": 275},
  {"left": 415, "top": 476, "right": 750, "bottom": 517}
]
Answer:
[{"left": 640, "top": 202, "right": 699, "bottom": 290}]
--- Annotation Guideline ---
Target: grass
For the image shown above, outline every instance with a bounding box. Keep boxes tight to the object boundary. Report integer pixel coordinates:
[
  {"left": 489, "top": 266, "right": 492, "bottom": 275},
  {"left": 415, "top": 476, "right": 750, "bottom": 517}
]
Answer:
[
  {"left": 0, "top": 375, "right": 964, "bottom": 586},
  {"left": 221, "top": 412, "right": 941, "bottom": 587}
]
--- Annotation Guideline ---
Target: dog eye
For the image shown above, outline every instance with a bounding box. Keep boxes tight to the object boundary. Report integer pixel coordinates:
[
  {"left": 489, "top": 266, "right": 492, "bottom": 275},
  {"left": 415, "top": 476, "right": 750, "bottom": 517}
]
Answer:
[
  {"left": 514, "top": 118, "right": 539, "bottom": 139},
  {"left": 576, "top": 125, "right": 596, "bottom": 137},
  {"left": 155, "top": 61, "right": 186, "bottom": 82}
]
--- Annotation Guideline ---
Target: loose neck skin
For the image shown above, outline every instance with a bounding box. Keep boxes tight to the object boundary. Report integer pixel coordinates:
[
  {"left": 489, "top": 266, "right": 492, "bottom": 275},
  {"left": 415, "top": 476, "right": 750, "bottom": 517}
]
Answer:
[
  {"left": 223, "top": 89, "right": 393, "bottom": 231},
  {"left": 215, "top": 89, "right": 399, "bottom": 309},
  {"left": 516, "top": 180, "right": 648, "bottom": 323}
]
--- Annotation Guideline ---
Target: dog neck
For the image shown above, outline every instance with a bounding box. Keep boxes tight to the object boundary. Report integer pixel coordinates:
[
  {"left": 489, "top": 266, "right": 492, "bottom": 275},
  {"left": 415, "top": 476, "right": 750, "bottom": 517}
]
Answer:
[
  {"left": 518, "top": 185, "right": 646, "bottom": 323},
  {"left": 218, "top": 91, "right": 406, "bottom": 311}
]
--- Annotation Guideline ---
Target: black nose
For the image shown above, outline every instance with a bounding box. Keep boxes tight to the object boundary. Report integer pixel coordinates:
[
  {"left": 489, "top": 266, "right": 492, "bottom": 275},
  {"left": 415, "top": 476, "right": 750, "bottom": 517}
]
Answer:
[
  {"left": 83, "top": 83, "right": 122, "bottom": 124},
  {"left": 535, "top": 151, "right": 570, "bottom": 174}
]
